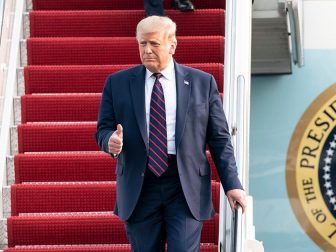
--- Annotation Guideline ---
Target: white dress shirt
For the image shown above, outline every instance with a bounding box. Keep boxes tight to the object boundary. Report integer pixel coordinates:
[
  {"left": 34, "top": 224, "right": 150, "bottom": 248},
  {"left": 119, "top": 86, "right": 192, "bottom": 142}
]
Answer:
[{"left": 145, "top": 59, "right": 176, "bottom": 154}]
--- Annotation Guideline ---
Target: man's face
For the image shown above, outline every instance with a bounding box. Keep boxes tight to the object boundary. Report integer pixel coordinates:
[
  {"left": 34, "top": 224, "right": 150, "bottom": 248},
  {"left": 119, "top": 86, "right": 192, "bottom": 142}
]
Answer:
[{"left": 138, "top": 30, "right": 176, "bottom": 73}]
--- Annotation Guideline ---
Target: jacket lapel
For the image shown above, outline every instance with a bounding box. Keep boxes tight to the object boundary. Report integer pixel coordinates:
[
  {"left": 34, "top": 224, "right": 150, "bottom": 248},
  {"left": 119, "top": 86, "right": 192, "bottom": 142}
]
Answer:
[
  {"left": 175, "top": 62, "right": 191, "bottom": 151},
  {"left": 130, "top": 65, "right": 149, "bottom": 152}
]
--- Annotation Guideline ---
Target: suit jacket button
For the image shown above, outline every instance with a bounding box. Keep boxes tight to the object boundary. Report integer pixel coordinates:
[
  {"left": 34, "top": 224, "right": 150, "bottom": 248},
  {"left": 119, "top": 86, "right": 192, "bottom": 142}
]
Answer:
[{"left": 141, "top": 172, "right": 145, "bottom": 177}]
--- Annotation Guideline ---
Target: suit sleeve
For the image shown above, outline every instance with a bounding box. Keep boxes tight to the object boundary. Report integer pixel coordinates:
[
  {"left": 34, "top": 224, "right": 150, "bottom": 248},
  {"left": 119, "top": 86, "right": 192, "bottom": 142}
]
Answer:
[
  {"left": 96, "top": 76, "right": 116, "bottom": 154},
  {"left": 206, "top": 75, "right": 244, "bottom": 193}
]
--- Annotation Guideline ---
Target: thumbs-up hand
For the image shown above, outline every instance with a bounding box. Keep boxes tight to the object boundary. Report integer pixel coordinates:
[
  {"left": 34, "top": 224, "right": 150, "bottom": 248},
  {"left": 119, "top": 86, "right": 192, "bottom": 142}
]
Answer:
[
  {"left": 116, "top": 124, "right": 123, "bottom": 138},
  {"left": 108, "top": 124, "right": 123, "bottom": 155}
]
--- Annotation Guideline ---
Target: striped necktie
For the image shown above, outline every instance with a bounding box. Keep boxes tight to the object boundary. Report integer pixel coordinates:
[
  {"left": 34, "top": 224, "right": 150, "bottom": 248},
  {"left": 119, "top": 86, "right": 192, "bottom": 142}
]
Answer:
[{"left": 147, "top": 73, "right": 168, "bottom": 176}]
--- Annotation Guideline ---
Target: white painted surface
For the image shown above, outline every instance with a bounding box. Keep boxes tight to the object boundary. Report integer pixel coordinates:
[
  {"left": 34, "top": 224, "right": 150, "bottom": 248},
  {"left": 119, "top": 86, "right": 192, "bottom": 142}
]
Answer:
[{"left": 303, "top": 0, "right": 336, "bottom": 49}]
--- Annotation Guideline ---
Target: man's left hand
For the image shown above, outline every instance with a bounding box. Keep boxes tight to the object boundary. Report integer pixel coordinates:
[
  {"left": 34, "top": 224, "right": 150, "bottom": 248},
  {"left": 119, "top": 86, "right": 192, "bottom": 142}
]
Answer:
[{"left": 226, "top": 189, "right": 247, "bottom": 213}]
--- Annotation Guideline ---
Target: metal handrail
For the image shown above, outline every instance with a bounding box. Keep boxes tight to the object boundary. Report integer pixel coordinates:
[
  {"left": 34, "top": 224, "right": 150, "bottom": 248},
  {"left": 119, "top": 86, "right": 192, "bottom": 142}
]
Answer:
[
  {"left": 232, "top": 205, "right": 243, "bottom": 252},
  {"left": 0, "top": 0, "right": 24, "bottom": 218},
  {"left": 287, "top": 0, "right": 304, "bottom": 67}
]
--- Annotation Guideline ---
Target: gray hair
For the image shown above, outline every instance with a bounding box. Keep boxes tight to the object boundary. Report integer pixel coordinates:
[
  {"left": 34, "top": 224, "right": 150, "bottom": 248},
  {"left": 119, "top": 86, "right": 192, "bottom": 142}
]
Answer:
[{"left": 136, "top": 16, "right": 177, "bottom": 43}]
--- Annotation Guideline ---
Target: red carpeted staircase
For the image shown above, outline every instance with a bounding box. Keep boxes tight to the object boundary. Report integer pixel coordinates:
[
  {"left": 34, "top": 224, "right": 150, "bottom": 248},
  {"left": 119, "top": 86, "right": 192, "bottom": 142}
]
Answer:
[{"left": 5, "top": 0, "right": 225, "bottom": 251}]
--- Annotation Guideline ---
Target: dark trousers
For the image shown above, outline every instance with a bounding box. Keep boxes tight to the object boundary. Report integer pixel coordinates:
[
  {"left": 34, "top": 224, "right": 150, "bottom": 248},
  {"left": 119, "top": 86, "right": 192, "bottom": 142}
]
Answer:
[
  {"left": 125, "top": 155, "right": 203, "bottom": 252},
  {"left": 144, "top": 0, "right": 165, "bottom": 16}
]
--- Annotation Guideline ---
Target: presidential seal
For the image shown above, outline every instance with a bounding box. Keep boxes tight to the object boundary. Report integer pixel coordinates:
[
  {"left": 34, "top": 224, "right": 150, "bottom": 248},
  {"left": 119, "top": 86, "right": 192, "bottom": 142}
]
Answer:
[{"left": 286, "top": 83, "right": 336, "bottom": 251}]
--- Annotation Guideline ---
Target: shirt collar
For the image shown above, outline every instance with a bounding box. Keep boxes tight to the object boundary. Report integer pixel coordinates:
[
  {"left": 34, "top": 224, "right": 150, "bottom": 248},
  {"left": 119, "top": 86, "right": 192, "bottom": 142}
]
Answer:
[{"left": 145, "top": 58, "right": 175, "bottom": 81}]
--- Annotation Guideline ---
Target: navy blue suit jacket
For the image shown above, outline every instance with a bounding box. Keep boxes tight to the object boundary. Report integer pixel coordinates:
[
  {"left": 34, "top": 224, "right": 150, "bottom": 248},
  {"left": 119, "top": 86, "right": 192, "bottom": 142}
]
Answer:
[{"left": 96, "top": 61, "right": 243, "bottom": 221}]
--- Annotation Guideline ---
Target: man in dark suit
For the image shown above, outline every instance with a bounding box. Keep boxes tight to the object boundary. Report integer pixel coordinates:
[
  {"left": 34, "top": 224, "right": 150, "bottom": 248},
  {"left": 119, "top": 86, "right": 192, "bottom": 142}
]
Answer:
[
  {"left": 144, "top": 0, "right": 194, "bottom": 16},
  {"left": 96, "top": 15, "right": 246, "bottom": 252}
]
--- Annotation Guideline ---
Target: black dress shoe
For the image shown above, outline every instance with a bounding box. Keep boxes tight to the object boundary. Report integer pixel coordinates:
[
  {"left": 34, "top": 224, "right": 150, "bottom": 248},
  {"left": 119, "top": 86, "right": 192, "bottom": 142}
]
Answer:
[{"left": 171, "top": 0, "right": 195, "bottom": 11}]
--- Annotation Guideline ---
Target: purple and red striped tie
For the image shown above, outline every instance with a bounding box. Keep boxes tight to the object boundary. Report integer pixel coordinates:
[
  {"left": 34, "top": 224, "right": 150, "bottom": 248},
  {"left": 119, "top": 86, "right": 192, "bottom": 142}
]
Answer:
[{"left": 148, "top": 73, "right": 168, "bottom": 176}]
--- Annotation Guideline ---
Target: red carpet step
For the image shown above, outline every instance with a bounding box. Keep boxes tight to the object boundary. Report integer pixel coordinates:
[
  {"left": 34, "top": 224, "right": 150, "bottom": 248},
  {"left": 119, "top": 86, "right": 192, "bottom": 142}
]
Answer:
[
  {"left": 11, "top": 182, "right": 116, "bottom": 216},
  {"left": 32, "top": 0, "right": 224, "bottom": 10},
  {"left": 30, "top": 10, "right": 224, "bottom": 37},
  {"left": 16, "top": 123, "right": 226, "bottom": 153},
  {"left": 4, "top": 244, "right": 218, "bottom": 251},
  {"left": 18, "top": 123, "right": 98, "bottom": 153},
  {"left": 7, "top": 215, "right": 128, "bottom": 246},
  {"left": 11, "top": 182, "right": 220, "bottom": 215},
  {"left": 24, "top": 64, "right": 223, "bottom": 94},
  {"left": 27, "top": 36, "right": 224, "bottom": 65},
  {"left": 4, "top": 245, "right": 132, "bottom": 252},
  {"left": 14, "top": 151, "right": 219, "bottom": 183},
  {"left": 7, "top": 214, "right": 219, "bottom": 246},
  {"left": 21, "top": 91, "right": 223, "bottom": 123},
  {"left": 14, "top": 152, "right": 116, "bottom": 183},
  {"left": 21, "top": 94, "right": 100, "bottom": 123}
]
